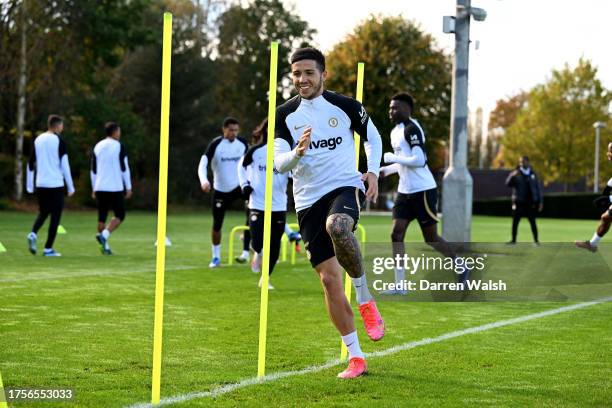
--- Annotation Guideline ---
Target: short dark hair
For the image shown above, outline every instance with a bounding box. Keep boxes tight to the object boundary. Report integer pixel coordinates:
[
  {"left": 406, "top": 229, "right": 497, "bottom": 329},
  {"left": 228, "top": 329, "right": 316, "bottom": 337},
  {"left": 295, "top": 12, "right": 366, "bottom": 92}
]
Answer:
[
  {"left": 223, "top": 117, "right": 240, "bottom": 128},
  {"left": 47, "top": 115, "right": 63, "bottom": 128},
  {"left": 521, "top": 155, "right": 529, "bottom": 161},
  {"left": 290, "top": 47, "right": 326, "bottom": 72},
  {"left": 105, "top": 122, "right": 120, "bottom": 136},
  {"left": 391, "top": 92, "right": 414, "bottom": 112}
]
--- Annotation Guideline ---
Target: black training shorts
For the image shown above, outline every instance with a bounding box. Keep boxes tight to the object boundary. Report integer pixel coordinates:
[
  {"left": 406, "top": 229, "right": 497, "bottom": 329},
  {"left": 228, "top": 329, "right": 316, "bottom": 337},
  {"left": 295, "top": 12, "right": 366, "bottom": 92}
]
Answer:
[
  {"left": 392, "top": 188, "right": 439, "bottom": 227},
  {"left": 297, "top": 186, "right": 365, "bottom": 268},
  {"left": 96, "top": 191, "right": 126, "bottom": 222},
  {"left": 211, "top": 187, "right": 244, "bottom": 231}
]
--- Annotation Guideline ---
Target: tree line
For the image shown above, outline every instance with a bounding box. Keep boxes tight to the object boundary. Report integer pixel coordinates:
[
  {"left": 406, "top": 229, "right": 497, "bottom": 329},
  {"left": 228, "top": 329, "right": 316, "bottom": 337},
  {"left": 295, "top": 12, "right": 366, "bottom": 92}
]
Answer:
[
  {"left": 11, "top": 1, "right": 609, "bottom": 206},
  {"left": 486, "top": 59, "right": 611, "bottom": 191},
  {"left": 0, "top": 0, "right": 453, "bottom": 208}
]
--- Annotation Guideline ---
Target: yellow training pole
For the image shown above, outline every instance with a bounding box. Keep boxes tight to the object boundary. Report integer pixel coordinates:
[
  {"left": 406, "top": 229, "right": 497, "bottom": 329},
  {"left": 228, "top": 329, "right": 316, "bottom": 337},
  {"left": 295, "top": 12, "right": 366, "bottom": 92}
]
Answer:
[
  {"left": 0, "top": 370, "right": 7, "bottom": 408},
  {"left": 151, "top": 12, "right": 172, "bottom": 405},
  {"left": 257, "top": 41, "right": 278, "bottom": 379},
  {"left": 340, "top": 62, "right": 365, "bottom": 361}
]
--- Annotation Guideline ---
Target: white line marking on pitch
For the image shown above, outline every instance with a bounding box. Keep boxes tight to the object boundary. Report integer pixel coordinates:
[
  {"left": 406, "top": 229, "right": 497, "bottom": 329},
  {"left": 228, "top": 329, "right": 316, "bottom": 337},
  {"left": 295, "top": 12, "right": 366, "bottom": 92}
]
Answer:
[
  {"left": 0, "top": 265, "right": 198, "bottom": 283},
  {"left": 125, "top": 296, "right": 612, "bottom": 408}
]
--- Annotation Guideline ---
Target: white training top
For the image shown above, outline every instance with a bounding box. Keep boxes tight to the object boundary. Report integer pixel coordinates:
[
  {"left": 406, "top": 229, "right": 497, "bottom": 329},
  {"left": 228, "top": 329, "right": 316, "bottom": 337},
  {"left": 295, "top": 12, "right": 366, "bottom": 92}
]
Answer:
[
  {"left": 273, "top": 90, "right": 382, "bottom": 212},
  {"left": 198, "top": 136, "right": 248, "bottom": 193},
  {"left": 90, "top": 137, "right": 132, "bottom": 192},
  {"left": 381, "top": 118, "right": 436, "bottom": 194},
  {"left": 26, "top": 131, "right": 75, "bottom": 193},
  {"left": 237, "top": 142, "right": 289, "bottom": 212}
]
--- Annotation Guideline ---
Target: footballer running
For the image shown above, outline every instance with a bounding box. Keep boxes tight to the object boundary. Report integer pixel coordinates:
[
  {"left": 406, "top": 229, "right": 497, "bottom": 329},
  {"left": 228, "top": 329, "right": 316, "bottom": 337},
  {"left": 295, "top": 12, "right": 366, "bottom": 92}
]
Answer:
[
  {"left": 575, "top": 142, "right": 612, "bottom": 252},
  {"left": 274, "top": 47, "right": 384, "bottom": 379},
  {"left": 380, "top": 93, "right": 470, "bottom": 293}
]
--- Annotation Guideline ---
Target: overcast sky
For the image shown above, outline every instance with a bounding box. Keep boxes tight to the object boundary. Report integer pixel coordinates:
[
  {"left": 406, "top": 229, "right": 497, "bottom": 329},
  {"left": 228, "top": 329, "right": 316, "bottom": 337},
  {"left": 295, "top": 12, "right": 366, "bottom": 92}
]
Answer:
[{"left": 283, "top": 0, "right": 612, "bottom": 116}]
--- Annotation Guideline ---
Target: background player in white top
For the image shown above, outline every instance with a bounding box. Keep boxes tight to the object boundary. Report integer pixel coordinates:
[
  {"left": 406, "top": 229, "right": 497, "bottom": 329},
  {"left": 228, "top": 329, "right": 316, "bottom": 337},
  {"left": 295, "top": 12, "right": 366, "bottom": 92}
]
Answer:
[
  {"left": 380, "top": 93, "right": 468, "bottom": 292},
  {"left": 250, "top": 125, "right": 302, "bottom": 251},
  {"left": 575, "top": 142, "right": 612, "bottom": 252},
  {"left": 198, "top": 117, "right": 250, "bottom": 267},
  {"left": 90, "top": 122, "right": 133, "bottom": 255},
  {"left": 238, "top": 118, "right": 289, "bottom": 289},
  {"left": 26, "top": 115, "right": 75, "bottom": 257},
  {"left": 274, "top": 48, "right": 384, "bottom": 379}
]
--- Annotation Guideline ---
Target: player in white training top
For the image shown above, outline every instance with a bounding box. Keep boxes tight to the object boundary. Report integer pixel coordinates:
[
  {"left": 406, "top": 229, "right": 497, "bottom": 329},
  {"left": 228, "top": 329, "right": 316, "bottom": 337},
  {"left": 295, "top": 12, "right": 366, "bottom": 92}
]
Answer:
[
  {"left": 26, "top": 115, "right": 75, "bottom": 257},
  {"left": 198, "top": 117, "right": 250, "bottom": 267},
  {"left": 238, "top": 118, "right": 289, "bottom": 289},
  {"left": 90, "top": 122, "right": 133, "bottom": 255},
  {"left": 274, "top": 48, "right": 384, "bottom": 379},
  {"left": 575, "top": 142, "right": 612, "bottom": 252},
  {"left": 380, "top": 93, "right": 469, "bottom": 293}
]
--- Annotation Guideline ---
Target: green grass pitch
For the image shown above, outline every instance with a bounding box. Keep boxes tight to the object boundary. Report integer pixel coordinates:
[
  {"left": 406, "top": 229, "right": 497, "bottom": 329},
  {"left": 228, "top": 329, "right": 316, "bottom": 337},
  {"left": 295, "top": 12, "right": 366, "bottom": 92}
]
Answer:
[{"left": 0, "top": 211, "right": 610, "bottom": 407}]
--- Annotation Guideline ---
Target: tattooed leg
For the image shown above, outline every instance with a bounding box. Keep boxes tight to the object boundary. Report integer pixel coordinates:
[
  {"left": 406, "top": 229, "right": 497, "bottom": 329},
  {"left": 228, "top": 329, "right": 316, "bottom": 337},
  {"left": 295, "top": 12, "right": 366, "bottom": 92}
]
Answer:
[
  {"left": 326, "top": 213, "right": 376, "bottom": 307},
  {"left": 325, "top": 213, "right": 363, "bottom": 278}
]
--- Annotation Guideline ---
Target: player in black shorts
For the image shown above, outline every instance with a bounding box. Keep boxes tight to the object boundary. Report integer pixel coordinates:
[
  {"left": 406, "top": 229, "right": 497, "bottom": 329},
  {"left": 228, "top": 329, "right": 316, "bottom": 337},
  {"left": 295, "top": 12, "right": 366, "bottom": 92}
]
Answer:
[
  {"left": 238, "top": 119, "right": 290, "bottom": 289},
  {"left": 380, "top": 93, "right": 468, "bottom": 293},
  {"left": 274, "top": 48, "right": 384, "bottom": 379},
  {"left": 91, "top": 122, "right": 133, "bottom": 255},
  {"left": 198, "top": 117, "right": 250, "bottom": 267},
  {"left": 575, "top": 142, "right": 612, "bottom": 252}
]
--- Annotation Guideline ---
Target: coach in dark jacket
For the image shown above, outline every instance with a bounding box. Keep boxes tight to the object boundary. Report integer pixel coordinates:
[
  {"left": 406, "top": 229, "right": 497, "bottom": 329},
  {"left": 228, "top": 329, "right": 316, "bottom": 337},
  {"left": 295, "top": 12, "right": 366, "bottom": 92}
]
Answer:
[{"left": 506, "top": 156, "right": 543, "bottom": 244}]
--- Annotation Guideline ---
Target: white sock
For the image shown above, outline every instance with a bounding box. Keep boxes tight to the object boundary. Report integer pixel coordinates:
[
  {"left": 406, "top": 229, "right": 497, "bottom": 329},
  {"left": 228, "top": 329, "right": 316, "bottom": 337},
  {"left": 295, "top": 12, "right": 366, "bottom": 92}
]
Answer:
[
  {"left": 284, "top": 224, "right": 292, "bottom": 235},
  {"left": 212, "top": 244, "right": 221, "bottom": 258},
  {"left": 590, "top": 233, "right": 602, "bottom": 246},
  {"left": 29, "top": 232, "right": 37, "bottom": 239},
  {"left": 44, "top": 248, "right": 53, "bottom": 253},
  {"left": 395, "top": 267, "right": 405, "bottom": 284},
  {"left": 341, "top": 331, "right": 364, "bottom": 359},
  {"left": 242, "top": 250, "right": 249, "bottom": 258},
  {"left": 351, "top": 275, "right": 373, "bottom": 305},
  {"left": 102, "top": 229, "right": 110, "bottom": 239}
]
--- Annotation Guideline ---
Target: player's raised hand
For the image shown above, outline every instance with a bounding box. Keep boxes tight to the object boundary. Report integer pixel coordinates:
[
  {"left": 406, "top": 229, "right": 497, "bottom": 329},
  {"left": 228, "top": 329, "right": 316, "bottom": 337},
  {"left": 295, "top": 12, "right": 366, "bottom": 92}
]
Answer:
[
  {"left": 361, "top": 172, "right": 379, "bottom": 203},
  {"left": 201, "top": 180, "right": 211, "bottom": 193},
  {"left": 296, "top": 127, "right": 312, "bottom": 157}
]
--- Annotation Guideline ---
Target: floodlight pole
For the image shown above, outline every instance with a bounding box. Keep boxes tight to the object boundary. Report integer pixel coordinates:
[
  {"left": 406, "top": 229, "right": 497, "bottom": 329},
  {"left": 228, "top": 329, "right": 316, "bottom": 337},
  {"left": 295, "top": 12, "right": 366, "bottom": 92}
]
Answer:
[
  {"left": 593, "top": 121, "right": 606, "bottom": 192},
  {"left": 442, "top": 0, "right": 473, "bottom": 242}
]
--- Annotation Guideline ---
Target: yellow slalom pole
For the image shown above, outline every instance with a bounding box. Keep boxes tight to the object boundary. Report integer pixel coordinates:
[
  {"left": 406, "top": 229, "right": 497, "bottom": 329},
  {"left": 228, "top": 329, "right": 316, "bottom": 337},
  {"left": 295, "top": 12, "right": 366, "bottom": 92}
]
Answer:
[
  {"left": 151, "top": 12, "right": 172, "bottom": 405},
  {"left": 0, "top": 370, "right": 7, "bottom": 408},
  {"left": 340, "top": 62, "right": 365, "bottom": 361},
  {"left": 257, "top": 41, "right": 278, "bottom": 379}
]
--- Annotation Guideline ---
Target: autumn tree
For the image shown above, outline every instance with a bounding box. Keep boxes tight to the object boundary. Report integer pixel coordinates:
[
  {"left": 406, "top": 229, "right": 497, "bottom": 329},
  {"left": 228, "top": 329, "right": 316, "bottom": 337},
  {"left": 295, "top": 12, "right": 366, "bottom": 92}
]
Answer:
[
  {"left": 500, "top": 59, "right": 611, "bottom": 189},
  {"left": 0, "top": 0, "right": 151, "bottom": 200},
  {"left": 488, "top": 91, "right": 528, "bottom": 168},
  {"left": 325, "top": 15, "right": 451, "bottom": 171},
  {"left": 215, "top": 0, "right": 315, "bottom": 133},
  {"left": 468, "top": 107, "right": 483, "bottom": 168}
]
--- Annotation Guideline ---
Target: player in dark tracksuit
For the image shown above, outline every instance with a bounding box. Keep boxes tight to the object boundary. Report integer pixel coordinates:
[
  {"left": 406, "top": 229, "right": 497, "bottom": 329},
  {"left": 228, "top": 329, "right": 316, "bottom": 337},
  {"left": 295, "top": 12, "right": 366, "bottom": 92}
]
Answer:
[{"left": 505, "top": 156, "right": 543, "bottom": 244}]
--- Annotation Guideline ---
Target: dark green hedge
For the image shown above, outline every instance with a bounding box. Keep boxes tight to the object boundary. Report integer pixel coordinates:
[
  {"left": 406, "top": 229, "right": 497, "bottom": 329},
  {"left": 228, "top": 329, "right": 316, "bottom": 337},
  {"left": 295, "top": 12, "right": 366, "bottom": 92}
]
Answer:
[{"left": 473, "top": 193, "right": 603, "bottom": 219}]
